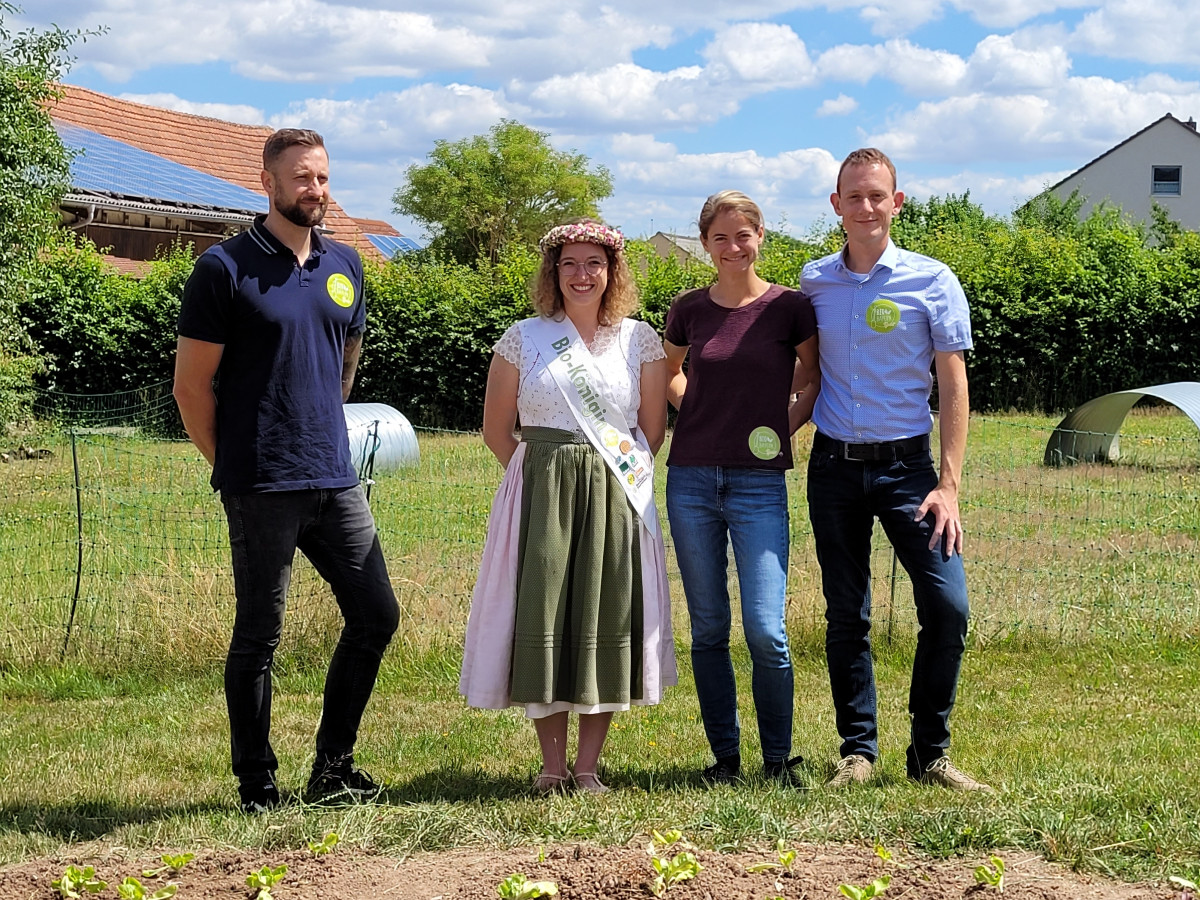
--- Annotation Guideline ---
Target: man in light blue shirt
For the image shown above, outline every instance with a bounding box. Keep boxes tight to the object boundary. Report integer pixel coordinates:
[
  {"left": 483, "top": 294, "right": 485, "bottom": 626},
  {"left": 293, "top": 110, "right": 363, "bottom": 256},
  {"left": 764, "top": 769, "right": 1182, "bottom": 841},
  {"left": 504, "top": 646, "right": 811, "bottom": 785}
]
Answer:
[{"left": 802, "top": 148, "right": 991, "bottom": 792}]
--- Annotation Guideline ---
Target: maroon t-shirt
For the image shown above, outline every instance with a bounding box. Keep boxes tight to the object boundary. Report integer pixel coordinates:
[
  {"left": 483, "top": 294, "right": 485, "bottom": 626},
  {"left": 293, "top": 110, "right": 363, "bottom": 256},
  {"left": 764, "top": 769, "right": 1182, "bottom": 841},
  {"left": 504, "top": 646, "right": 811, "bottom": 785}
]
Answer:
[{"left": 664, "top": 284, "right": 817, "bottom": 469}]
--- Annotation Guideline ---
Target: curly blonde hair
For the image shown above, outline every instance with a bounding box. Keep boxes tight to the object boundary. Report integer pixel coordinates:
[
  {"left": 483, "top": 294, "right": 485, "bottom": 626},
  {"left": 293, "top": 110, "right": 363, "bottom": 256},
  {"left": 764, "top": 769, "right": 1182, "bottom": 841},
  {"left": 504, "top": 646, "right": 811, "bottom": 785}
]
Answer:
[{"left": 531, "top": 220, "right": 639, "bottom": 324}]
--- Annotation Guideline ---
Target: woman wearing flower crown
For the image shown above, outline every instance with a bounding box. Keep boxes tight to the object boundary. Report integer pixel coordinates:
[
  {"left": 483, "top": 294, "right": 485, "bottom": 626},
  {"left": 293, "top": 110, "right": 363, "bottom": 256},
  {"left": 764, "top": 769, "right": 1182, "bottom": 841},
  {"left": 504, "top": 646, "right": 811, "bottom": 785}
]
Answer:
[{"left": 459, "top": 220, "right": 676, "bottom": 794}]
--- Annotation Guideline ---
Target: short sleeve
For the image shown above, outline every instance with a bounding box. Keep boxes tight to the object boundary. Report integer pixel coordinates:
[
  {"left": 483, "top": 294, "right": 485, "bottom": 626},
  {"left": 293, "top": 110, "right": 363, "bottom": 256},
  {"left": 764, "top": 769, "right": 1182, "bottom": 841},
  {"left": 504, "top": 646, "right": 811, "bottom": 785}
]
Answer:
[
  {"left": 178, "top": 251, "right": 233, "bottom": 343},
  {"left": 493, "top": 322, "right": 524, "bottom": 367},
  {"left": 929, "top": 267, "right": 973, "bottom": 352},
  {"left": 663, "top": 290, "right": 696, "bottom": 346},
  {"left": 631, "top": 320, "right": 666, "bottom": 365},
  {"left": 791, "top": 291, "right": 818, "bottom": 346}
]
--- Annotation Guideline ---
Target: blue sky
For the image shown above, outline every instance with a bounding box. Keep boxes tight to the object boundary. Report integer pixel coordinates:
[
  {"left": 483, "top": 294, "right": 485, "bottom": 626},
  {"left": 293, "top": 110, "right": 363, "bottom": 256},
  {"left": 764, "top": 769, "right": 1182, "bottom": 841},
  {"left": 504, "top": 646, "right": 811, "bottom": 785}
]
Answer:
[{"left": 20, "top": 0, "right": 1200, "bottom": 243}]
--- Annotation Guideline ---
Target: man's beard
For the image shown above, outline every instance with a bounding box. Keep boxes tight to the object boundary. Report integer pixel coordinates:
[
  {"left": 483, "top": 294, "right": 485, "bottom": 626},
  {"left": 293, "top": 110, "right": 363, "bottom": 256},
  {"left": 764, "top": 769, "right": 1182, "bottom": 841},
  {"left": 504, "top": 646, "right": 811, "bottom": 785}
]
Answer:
[{"left": 275, "top": 191, "right": 327, "bottom": 228}]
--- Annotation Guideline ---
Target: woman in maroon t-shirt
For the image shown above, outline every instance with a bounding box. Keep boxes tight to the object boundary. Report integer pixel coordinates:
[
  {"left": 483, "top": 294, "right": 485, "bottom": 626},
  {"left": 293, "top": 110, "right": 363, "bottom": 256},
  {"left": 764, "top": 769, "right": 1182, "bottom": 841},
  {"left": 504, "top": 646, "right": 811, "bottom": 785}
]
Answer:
[{"left": 663, "top": 190, "right": 820, "bottom": 786}]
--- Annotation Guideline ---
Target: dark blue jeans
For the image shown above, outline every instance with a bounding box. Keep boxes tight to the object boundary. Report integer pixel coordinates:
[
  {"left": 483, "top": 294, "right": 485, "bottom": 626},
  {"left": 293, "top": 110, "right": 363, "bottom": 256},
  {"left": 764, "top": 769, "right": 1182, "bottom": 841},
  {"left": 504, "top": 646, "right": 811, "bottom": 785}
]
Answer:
[
  {"left": 221, "top": 485, "right": 399, "bottom": 786},
  {"left": 807, "top": 443, "right": 969, "bottom": 778},
  {"left": 666, "top": 465, "right": 794, "bottom": 765}
]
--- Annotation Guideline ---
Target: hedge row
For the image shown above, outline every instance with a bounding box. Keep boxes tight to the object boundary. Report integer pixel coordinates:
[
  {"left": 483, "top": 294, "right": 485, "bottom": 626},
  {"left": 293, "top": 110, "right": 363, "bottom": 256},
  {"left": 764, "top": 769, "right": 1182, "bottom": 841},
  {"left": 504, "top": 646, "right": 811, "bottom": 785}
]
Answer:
[{"left": 13, "top": 195, "right": 1200, "bottom": 432}]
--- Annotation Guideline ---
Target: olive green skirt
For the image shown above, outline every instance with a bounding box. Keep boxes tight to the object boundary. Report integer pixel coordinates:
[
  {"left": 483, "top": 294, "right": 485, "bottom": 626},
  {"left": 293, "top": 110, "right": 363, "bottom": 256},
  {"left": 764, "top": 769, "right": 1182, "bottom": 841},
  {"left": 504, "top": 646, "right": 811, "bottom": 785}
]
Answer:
[{"left": 509, "top": 427, "right": 644, "bottom": 706}]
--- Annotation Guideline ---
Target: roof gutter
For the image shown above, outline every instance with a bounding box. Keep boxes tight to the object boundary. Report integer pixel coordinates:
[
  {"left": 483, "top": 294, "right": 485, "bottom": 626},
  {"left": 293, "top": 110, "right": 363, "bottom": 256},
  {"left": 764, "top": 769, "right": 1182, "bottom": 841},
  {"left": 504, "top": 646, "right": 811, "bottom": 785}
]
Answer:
[
  {"left": 62, "top": 191, "right": 261, "bottom": 223},
  {"left": 67, "top": 203, "right": 97, "bottom": 231}
]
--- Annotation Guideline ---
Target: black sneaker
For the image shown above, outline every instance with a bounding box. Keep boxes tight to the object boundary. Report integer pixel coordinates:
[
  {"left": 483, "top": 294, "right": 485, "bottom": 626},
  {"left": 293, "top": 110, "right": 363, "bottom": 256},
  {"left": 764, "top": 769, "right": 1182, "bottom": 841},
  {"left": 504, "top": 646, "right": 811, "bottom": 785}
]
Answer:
[
  {"left": 304, "top": 758, "right": 383, "bottom": 805},
  {"left": 764, "top": 755, "right": 807, "bottom": 788},
  {"left": 239, "top": 778, "right": 281, "bottom": 814},
  {"left": 701, "top": 754, "right": 741, "bottom": 785}
]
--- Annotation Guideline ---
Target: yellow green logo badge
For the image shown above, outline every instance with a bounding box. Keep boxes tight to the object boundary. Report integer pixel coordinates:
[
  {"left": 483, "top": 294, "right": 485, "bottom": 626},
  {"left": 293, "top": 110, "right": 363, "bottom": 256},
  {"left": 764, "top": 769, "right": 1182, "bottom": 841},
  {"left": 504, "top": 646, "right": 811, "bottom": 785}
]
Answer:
[
  {"left": 327, "top": 273, "right": 355, "bottom": 308},
  {"left": 748, "top": 426, "right": 781, "bottom": 460},
  {"left": 866, "top": 298, "right": 901, "bottom": 333}
]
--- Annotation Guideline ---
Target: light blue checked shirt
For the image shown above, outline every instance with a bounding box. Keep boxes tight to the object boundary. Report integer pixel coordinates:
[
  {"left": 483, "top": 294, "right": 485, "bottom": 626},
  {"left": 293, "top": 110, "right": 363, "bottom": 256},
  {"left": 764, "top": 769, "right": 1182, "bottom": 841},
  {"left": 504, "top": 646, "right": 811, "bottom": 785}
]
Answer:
[{"left": 802, "top": 241, "right": 972, "bottom": 443}]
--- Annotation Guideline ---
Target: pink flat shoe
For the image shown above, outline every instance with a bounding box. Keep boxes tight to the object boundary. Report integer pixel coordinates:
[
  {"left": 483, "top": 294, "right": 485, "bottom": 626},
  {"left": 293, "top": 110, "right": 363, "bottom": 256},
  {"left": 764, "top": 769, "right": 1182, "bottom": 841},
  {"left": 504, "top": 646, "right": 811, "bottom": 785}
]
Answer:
[
  {"left": 532, "top": 771, "right": 571, "bottom": 795},
  {"left": 572, "top": 771, "right": 610, "bottom": 794}
]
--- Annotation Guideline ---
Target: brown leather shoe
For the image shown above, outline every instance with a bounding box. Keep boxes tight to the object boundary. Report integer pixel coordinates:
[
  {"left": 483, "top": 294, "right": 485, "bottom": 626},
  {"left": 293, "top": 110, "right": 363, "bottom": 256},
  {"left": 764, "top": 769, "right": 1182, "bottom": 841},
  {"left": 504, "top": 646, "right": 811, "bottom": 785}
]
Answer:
[
  {"left": 917, "top": 756, "right": 994, "bottom": 793},
  {"left": 827, "top": 754, "right": 873, "bottom": 788}
]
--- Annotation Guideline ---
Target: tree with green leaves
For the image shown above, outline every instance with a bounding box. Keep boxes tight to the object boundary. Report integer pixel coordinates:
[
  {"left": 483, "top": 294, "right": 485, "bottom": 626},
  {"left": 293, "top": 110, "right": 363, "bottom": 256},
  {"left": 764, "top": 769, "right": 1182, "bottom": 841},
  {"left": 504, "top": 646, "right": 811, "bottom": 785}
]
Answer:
[
  {"left": 393, "top": 119, "right": 613, "bottom": 264},
  {"left": 0, "top": 3, "right": 88, "bottom": 430}
]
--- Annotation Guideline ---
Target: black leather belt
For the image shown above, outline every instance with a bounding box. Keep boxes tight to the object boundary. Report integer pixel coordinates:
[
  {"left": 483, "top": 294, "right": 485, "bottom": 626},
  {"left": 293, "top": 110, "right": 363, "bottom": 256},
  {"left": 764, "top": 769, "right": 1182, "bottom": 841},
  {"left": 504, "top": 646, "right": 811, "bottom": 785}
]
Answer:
[{"left": 813, "top": 431, "right": 930, "bottom": 462}]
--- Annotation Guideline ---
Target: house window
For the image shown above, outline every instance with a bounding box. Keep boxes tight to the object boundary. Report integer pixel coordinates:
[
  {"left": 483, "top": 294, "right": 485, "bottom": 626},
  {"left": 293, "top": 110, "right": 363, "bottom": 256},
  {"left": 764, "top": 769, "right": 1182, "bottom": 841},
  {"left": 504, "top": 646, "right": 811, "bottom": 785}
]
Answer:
[{"left": 1152, "top": 166, "right": 1182, "bottom": 195}]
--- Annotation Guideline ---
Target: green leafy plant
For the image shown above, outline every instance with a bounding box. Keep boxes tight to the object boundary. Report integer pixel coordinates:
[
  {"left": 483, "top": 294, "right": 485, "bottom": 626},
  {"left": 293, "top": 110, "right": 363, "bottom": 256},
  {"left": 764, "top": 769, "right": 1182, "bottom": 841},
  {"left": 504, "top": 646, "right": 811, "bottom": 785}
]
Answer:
[
  {"left": 839, "top": 874, "right": 891, "bottom": 899},
  {"left": 496, "top": 873, "right": 558, "bottom": 898},
  {"left": 51, "top": 865, "right": 107, "bottom": 898},
  {"left": 141, "top": 853, "right": 195, "bottom": 878},
  {"left": 745, "top": 838, "right": 797, "bottom": 874},
  {"left": 307, "top": 831, "right": 340, "bottom": 856},
  {"left": 116, "top": 876, "right": 177, "bottom": 900},
  {"left": 245, "top": 864, "right": 287, "bottom": 900},
  {"left": 974, "top": 855, "right": 1006, "bottom": 891},
  {"left": 647, "top": 829, "right": 702, "bottom": 896}
]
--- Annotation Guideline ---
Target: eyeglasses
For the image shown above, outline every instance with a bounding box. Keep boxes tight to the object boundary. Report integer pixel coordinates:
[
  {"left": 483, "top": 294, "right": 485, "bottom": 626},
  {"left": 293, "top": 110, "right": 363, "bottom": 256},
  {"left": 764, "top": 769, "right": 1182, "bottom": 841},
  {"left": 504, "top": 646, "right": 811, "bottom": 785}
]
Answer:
[{"left": 557, "top": 260, "right": 608, "bottom": 276}]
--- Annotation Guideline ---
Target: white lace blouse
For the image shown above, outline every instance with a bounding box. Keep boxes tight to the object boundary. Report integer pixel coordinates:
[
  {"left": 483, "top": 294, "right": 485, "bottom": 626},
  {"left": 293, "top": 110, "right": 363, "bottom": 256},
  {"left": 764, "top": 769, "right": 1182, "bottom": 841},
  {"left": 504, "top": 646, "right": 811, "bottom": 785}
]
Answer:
[{"left": 493, "top": 317, "right": 666, "bottom": 432}]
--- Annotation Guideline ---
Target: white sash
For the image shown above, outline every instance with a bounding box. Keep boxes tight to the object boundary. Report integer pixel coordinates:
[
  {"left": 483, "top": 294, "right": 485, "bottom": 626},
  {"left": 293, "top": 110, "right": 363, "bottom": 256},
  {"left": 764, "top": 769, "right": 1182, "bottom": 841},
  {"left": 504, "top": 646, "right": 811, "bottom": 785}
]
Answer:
[{"left": 525, "top": 316, "right": 659, "bottom": 538}]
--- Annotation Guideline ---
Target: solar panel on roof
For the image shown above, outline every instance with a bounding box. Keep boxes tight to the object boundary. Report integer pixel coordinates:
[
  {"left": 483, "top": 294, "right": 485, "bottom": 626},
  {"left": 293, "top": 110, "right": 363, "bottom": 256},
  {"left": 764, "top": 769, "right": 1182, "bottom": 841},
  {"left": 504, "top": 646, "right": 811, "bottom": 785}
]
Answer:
[
  {"left": 55, "top": 121, "right": 268, "bottom": 214},
  {"left": 366, "top": 233, "right": 421, "bottom": 258}
]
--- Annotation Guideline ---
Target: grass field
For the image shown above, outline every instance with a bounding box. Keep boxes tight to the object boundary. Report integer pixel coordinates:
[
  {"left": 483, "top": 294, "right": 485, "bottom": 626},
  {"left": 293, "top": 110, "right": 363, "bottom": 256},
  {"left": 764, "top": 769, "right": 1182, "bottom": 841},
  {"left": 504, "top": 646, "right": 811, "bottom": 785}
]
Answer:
[{"left": 1, "top": 413, "right": 1198, "bottom": 883}]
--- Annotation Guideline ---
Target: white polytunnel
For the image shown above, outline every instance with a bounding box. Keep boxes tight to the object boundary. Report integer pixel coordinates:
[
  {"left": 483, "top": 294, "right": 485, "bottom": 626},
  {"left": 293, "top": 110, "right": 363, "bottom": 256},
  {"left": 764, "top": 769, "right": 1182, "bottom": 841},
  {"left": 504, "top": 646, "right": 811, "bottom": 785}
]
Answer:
[
  {"left": 343, "top": 402, "right": 420, "bottom": 477},
  {"left": 1043, "top": 381, "right": 1200, "bottom": 465}
]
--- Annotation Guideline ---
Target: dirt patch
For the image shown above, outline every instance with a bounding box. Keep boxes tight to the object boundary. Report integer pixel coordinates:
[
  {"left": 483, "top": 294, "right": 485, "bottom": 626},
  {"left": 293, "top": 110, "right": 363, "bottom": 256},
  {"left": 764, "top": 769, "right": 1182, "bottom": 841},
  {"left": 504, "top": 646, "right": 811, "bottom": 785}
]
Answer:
[{"left": 0, "top": 843, "right": 1173, "bottom": 899}]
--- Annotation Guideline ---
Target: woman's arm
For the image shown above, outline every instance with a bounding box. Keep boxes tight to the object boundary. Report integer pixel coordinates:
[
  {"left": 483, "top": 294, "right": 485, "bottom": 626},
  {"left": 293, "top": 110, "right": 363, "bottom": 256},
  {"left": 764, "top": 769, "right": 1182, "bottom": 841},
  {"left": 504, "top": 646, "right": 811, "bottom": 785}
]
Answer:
[
  {"left": 788, "top": 335, "right": 821, "bottom": 434},
  {"left": 481, "top": 354, "right": 520, "bottom": 467},
  {"left": 638, "top": 357, "right": 668, "bottom": 455},
  {"left": 663, "top": 340, "right": 689, "bottom": 411}
]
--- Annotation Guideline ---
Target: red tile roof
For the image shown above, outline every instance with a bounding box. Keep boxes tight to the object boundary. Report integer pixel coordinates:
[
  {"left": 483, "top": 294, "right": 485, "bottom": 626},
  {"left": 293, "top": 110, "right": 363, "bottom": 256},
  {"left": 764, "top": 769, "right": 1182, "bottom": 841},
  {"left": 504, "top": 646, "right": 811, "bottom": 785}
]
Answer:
[{"left": 51, "top": 84, "right": 397, "bottom": 260}]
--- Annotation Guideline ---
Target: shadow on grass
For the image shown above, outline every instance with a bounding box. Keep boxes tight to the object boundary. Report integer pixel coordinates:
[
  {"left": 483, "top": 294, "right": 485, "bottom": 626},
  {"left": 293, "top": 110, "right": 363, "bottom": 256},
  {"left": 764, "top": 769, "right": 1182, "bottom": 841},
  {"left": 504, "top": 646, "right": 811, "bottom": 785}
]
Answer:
[
  {"left": 379, "top": 761, "right": 785, "bottom": 804},
  {"left": 0, "top": 799, "right": 230, "bottom": 841}
]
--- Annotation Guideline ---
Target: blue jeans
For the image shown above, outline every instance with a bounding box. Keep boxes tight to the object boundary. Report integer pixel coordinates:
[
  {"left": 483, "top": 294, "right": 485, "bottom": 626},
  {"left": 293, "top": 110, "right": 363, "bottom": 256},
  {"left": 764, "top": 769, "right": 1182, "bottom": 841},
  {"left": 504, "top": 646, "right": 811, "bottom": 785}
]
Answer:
[
  {"left": 807, "top": 442, "right": 969, "bottom": 778},
  {"left": 666, "top": 465, "right": 794, "bottom": 764},
  {"left": 221, "top": 485, "right": 400, "bottom": 786}
]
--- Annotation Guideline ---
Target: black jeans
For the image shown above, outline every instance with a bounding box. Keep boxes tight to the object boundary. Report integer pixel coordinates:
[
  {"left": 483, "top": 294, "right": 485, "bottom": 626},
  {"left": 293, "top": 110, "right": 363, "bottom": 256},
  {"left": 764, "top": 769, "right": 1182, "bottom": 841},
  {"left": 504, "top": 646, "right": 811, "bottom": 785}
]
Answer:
[
  {"left": 221, "top": 485, "right": 399, "bottom": 785},
  {"left": 807, "top": 444, "right": 969, "bottom": 777}
]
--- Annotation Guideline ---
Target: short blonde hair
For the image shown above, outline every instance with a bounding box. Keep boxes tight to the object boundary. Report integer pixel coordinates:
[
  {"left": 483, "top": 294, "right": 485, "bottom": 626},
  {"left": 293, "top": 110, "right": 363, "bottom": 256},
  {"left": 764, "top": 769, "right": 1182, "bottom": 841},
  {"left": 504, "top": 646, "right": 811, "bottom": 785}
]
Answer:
[
  {"left": 698, "top": 190, "right": 764, "bottom": 238},
  {"left": 531, "top": 220, "right": 639, "bottom": 324},
  {"left": 837, "top": 148, "right": 897, "bottom": 192}
]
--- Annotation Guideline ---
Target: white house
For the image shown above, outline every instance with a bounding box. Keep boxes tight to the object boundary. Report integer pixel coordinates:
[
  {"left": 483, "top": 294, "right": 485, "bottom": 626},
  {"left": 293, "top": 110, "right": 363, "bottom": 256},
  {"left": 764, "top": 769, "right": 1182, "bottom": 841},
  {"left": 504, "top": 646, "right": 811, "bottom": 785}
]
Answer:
[
  {"left": 1048, "top": 113, "right": 1200, "bottom": 229},
  {"left": 647, "top": 231, "right": 708, "bottom": 265}
]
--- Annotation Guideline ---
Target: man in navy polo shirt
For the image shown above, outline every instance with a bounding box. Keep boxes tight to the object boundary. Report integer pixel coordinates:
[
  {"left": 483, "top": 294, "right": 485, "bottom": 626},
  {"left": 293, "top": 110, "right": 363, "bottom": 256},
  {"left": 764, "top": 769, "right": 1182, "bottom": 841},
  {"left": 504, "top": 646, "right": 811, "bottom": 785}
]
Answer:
[
  {"left": 174, "top": 128, "right": 399, "bottom": 813},
  {"left": 802, "top": 148, "right": 991, "bottom": 792}
]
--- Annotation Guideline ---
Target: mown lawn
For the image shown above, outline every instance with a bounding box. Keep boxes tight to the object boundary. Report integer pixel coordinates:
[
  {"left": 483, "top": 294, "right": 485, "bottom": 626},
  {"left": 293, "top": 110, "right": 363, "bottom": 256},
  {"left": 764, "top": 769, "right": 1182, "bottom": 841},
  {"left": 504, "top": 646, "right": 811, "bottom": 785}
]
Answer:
[{"left": 1, "top": 413, "right": 1198, "bottom": 883}]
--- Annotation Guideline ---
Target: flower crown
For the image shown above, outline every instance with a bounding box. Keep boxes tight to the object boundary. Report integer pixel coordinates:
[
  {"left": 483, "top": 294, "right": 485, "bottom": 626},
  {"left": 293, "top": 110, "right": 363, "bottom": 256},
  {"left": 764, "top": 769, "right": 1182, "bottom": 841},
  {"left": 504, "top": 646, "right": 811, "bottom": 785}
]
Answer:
[{"left": 539, "top": 221, "right": 625, "bottom": 253}]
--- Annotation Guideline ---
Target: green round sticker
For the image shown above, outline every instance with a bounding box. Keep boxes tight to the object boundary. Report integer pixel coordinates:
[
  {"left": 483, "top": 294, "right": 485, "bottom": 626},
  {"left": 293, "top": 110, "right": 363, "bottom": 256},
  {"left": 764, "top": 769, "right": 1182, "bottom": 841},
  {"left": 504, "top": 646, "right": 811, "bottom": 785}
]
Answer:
[
  {"left": 748, "top": 426, "right": 781, "bottom": 460},
  {"left": 327, "top": 273, "right": 355, "bottom": 308},
  {"left": 866, "top": 298, "right": 901, "bottom": 333}
]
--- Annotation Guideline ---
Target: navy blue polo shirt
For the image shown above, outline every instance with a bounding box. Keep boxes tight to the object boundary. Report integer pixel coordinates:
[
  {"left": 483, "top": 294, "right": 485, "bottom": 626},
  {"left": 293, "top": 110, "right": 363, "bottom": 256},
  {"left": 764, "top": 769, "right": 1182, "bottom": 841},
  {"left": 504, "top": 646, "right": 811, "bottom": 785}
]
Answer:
[{"left": 178, "top": 216, "right": 365, "bottom": 494}]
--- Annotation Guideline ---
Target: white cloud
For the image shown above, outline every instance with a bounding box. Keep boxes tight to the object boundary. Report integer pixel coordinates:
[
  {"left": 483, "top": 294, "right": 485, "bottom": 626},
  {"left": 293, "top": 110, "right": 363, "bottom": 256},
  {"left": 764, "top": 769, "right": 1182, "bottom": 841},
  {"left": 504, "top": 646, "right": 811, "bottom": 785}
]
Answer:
[
  {"left": 517, "top": 63, "right": 726, "bottom": 130},
  {"left": 951, "top": 0, "right": 1093, "bottom": 29},
  {"left": 964, "top": 34, "right": 1070, "bottom": 92},
  {"left": 817, "top": 40, "right": 969, "bottom": 95},
  {"left": 702, "top": 23, "right": 817, "bottom": 88},
  {"left": 23, "top": 0, "right": 489, "bottom": 82},
  {"left": 864, "top": 74, "right": 1200, "bottom": 164},
  {"left": 904, "top": 169, "right": 1075, "bottom": 213},
  {"left": 271, "top": 84, "right": 515, "bottom": 156},
  {"left": 613, "top": 136, "right": 838, "bottom": 197},
  {"left": 1071, "top": 0, "right": 1200, "bottom": 65},
  {"left": 817, "top": 93, "right": 859, "bottom": 116},
  {"left": 603, "top": 138, "right": 841, "bottom": 236},
  {"left": 118, "top": 93, "right": 266, "bottom": 126}
]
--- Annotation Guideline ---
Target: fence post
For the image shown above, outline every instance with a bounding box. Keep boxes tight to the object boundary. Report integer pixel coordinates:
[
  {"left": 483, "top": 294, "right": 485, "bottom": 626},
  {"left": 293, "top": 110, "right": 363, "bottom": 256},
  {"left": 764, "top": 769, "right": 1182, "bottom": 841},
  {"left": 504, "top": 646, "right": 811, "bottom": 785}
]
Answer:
[
  {"left": 61, "top": 428, "right": 85, "bottom": 660},
  {"left": 886, "top": 549, "right": 898, "bottom": 645}
]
